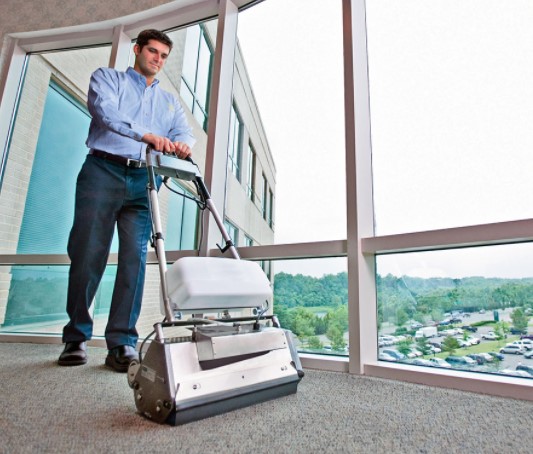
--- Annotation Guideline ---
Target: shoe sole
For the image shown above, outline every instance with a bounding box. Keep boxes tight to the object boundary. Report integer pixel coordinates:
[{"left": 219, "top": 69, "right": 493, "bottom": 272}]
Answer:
[
  {"left": 105, "top": 356, "right": 130, "bottom": 373},
  {"left": 58, "top": 358, "right": 87, "bottom": 366}
]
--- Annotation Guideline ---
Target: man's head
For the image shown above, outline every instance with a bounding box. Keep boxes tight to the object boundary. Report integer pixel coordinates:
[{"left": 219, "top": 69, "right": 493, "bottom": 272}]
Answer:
[
  {"left": 135, "top": 29, "right": 173, "bottom": 52},
  {"left": 133, "top": 29, "right": 173, "bottom": 84}
]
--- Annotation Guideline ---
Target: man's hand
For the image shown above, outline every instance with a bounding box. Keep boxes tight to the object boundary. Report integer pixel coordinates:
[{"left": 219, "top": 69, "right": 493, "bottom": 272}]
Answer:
[
  {"left": 172, "top": 141, "right": 192, "bottom": 159},
  {"left": 142, "top": 134, "right": 192, "bottom": 159},
  {"left": 142, "top": 133, "right": 175, "bottom": 153}
]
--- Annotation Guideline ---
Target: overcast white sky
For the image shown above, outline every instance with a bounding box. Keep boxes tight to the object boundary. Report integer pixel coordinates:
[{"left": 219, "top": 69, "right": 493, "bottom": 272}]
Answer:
[{"left": 237, "top": 0, "right": 533, "bottom": 279}]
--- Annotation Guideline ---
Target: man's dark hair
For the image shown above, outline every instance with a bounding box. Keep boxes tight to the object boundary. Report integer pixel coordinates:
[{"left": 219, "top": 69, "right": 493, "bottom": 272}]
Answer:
[{"left": 136, "top": 29, "right": 173, "bottom": 51}]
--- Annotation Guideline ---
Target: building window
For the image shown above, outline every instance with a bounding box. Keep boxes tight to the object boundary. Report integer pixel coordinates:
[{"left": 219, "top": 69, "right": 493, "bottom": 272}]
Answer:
[
  {"left": 261, "top": 173, "right": 268, "bottom": 220},
  {"left": 224, "top": 219, "right": 239, "bottom": 247},
  {"left": 246, "top": 142, "right": 256, "bottom": 201},
  {"left": 268, "top": 188, "right": 274, "bottom": 228},
  {"left": 181, "top": 24, "right": 213, "bottom": 131},
  {"left": 245, "top": 235, "right": 253, "bottom": 247},
  {"left": 228, "top": 103, "right": 243, "bottom": 181},
  {"left": 164, "top": 181, "right": 200, "bottom": 250}
]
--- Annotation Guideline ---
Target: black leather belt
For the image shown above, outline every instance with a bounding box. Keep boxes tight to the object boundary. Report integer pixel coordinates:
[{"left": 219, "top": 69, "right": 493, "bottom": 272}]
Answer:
[{"left": 90, "top": 149, "right": 146, "bottom": 168}]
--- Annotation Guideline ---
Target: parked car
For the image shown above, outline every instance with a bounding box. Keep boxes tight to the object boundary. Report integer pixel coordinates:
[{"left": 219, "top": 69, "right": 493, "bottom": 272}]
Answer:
[
  {"left": 477, "top": 352, "right": 494, "bottom": 362},
  {"left": 456, "top": 339, "right": 471, "bottom": 348},
  {"left": 523, "top": 350, "right": 533, "bottom": 359},
  {"left": 445, "top": 356, "right": 477, "bottom": 366},
  {"left": 462, "top": 325, "right": 478, "bottom": 332},
  {"left": 378, "top": 336, "right": 395, "bottom": 346},
  {"left": 516, "top": 364, "right": 533, "bottom": 376},
  {"left": 500, "top": 369, "right": 532, "bottom": 378},
  {"left": 511, "top": 340, "right": 533, "bottom": 351},
  {"left": 378, "top": 352, "right": 397, "bottom": 361},
  {"left": 412, "top": 358, "right": 433, "bottom": 367},
  {"left": 488, "top": 351, "right": 505, "bottom": 361},
  {"left": 520, "top": 334, "right": 533, "bottom": 341},
  {"left": 428, "top": 357, "right": 452, "bottom": 368},
  {"left": 510, "top": 327, "right": 526, "bottom": 335},
  {"left": 467, "top": 354, "right": 487, "bottom": 365},
  {"left": 381, "top": 349, "right": 406, "bottom": 361},
  {"left": 500, "top": 344, "right": 525, "bottom": 355},
  {"left": 482, "top": 332, "right": 498, "bottom": 340},
  {"left": 466, "top": 336, "right": 480, "bottom": 345},
  {"left": 429, "top": 341, "right": 443, "bottom": 349}
]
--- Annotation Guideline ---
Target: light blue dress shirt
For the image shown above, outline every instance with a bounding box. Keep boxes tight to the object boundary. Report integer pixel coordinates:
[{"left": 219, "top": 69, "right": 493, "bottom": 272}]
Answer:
[{"left": 86, "top": 66, "right": 195, "bottom": 160}]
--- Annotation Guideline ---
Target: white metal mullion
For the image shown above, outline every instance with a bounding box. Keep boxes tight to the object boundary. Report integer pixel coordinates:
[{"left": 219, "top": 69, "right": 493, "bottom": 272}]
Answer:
[
  {"left": 362, "top": 218, "right": 533, "bottom": 254},
  {"left": 0, "top": 39, "right": 27, "bottom": 182},
  {"left": 108, "top": 25, "right": 132, "bottom": 71},
  {"left": 344, "top": 0, "right": 376, "bottom": 375},
  {"left": 200, "top": 0, "right": 239, "bottom": 256}
]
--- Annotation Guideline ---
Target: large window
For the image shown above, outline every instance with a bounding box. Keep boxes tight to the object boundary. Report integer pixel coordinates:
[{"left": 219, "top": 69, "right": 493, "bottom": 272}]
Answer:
[
  {"left": 376, "top": 244, "right": 533, "bottom": 378},
  {"left": 180, "top": 24, "right": 214, "bottom": 131},
  {"left": 365, "top": 1, "right": 533, "bottom": 381},
  {"left": 272, "top": 257, "right": 348, "bottom": 356},
  {"left": 237, "top": 0, "right": 345, "bottom": 245},
  {"left": 0, "top": 46, "right": 112, "bottom": 332},
  {"left": 366, "top": 1, "right": 533, "bottom": 236}
]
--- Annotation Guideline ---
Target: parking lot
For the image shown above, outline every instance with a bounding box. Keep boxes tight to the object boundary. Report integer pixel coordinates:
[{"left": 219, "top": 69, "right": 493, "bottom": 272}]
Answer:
[{"left": 378, "top": 308, "right": 533, "bottom": 377}]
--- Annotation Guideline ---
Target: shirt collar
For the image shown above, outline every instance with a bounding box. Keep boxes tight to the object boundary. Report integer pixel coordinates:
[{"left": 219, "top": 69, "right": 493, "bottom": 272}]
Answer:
[{"left": 126, "top": 67, "right": 160, "bottom": 88}]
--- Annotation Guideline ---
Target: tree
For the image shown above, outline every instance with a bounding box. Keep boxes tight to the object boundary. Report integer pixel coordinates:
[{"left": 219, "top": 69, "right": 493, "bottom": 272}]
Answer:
[
  {"left": 415, "top": 337, "right": 433, "bottom": 356},
  {"left": 291, "top": 308, "right": 316, "bottom": 342},
  {"left": 396, "top": 308, "right": 409, "bottom": 328},
  {"left": 396, "top": 339, "right": 414, "bottom": 357},
  {"left": 442, "top": 336, "right": 460, "bottom": 356},
  {"left": 511, "top": 308, "right": 528, "bottom": 333},
  {"left": 493, "top": 321, "right": 510, "bottom": 344},
  {"left": 307, "top": 336, "right": 323, "bottom": 349},
  {"left": 326, "top": 324, "right": 346, "bottom": 351}
]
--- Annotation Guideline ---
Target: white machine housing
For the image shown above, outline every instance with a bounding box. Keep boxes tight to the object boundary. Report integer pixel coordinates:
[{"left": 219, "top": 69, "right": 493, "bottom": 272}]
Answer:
[{"left": 162, "top": 257, "right": 272, "bottom": 314}]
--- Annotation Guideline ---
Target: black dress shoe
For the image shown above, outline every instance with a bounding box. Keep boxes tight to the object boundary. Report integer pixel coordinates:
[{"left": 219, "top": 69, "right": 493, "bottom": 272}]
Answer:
[
  {"left": 58, "top": 341, "right": 87, "bottom": 366},
  {"left": 105, "top": 345, "right": 139, "bottom": 373}
]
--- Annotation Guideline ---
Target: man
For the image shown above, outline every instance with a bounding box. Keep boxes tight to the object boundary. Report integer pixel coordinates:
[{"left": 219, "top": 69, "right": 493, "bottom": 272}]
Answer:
[{"left": 58, "top": 29, "right": 195, "bottom": 372}]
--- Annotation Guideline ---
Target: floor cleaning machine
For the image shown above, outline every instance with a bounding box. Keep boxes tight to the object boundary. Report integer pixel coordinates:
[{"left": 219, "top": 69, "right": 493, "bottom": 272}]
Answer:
[{"left": 127, "top": 147, "right": 304, "bottom": 425}]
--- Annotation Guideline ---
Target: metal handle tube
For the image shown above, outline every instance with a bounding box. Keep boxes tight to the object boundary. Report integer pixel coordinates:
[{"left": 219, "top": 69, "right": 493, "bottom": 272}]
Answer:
[
  {"left": 204, "top": 198, "right": 240, "bottom": 259},
  {"left": 146, "top": 147, "right": 175, "bottom": 322}
]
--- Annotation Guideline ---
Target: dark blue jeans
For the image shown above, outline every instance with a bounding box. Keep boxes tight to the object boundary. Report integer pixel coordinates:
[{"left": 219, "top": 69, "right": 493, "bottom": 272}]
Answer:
[{"left": 62, "top": 155, "right": 155, "bottom": 349}]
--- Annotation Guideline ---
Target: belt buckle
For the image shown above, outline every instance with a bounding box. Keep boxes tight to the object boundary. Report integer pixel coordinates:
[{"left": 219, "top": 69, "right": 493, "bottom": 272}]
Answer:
[{"left": 126, "top": 158, "right": 142, "bottom": 168}]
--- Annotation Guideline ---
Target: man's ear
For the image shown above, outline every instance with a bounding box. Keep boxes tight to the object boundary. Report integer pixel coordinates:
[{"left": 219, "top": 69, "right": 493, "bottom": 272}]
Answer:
[{"left": 133, "top": 44, "right": 140, "bottom": 56}]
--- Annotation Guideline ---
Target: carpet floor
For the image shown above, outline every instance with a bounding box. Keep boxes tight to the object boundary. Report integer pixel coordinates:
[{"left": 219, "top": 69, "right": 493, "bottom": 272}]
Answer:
[{"left": 1, "top": 342, "right": 532, "bottom": 454}]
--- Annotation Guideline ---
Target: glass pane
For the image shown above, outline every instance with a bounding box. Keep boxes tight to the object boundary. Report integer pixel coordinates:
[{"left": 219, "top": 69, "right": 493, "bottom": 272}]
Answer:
[
  {"left": 376, "top": 244, "right": 533, "bottom": 379},
  {"left": 196, "top": 35, "right": 211, "bottom": 108},
  {"left": 0, "top": 264, "right": 116, "bottom": 336},
  {"left": 366, "top": 2, "right": 533, "bottom": 235},
  {"left": 164, "top": 21, "right": 215, "bottom": 136},
  {"left": 273, "top": 257, "right": 348, "bottom": 356},
  {"left": 163, "top": 181, "right": 199, "bottom": 250},
  {"left": 237, "top": 0, "right": 345, "bottom": 245},
  {"left": 0, "top": 47, "right": 111, "bottom": 256},
  {"left": 181, "top": 25, "right": 201, "bottom": 85},
  {"left": 17, "top": 83, "right": 91, "bottom": 254}
]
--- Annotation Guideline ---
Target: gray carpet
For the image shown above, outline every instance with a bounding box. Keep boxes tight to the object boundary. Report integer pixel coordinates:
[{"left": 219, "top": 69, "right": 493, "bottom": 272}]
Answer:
[{"left": 1, "top": 342, "right": 532, "bottom": 454}]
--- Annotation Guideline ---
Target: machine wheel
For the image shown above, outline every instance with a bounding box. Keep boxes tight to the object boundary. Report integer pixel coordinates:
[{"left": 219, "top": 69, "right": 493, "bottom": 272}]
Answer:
[{"left": 127, "top": 360, "right": 140, "bottom": 388}]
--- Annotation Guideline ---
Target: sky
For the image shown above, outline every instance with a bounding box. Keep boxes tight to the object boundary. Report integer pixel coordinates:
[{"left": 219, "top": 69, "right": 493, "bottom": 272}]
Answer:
[{"left": 236, "top": 0, "right": 533, "bottom": 279}]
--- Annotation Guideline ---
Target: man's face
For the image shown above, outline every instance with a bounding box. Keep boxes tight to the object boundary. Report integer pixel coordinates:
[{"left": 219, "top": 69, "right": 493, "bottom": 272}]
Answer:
[{"left": 133, "top": 39, "right": 170, "bottom": 80}]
